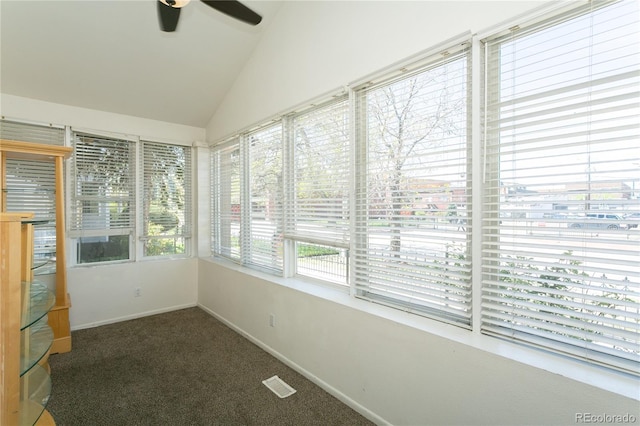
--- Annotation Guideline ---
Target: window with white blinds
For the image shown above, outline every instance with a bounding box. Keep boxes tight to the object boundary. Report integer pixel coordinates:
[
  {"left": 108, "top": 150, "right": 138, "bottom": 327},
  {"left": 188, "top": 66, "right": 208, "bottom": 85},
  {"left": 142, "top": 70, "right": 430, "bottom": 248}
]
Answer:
[
  {"left": 1, "top": 120, "right": 65, "bottom": 268},
  {"left": 70, "top": 132, "right": 136, "bottom": 264},
  {"left": 482, "top": 0, "right": 640, "bottom": 373},
  {"left": 288, "top": 98, "right": 350, "bottom": 284},
  {"left": 141, "top": 141, "right": 191, "bottom": 257},
  {"left": 354, "top": 45, "right": 472, "bottom": 326},
  {"left": 0, "top": 120, "right": 65, "bottom": 146},
  {"left": 212, "top": 140, "right": 242, "bottom": 261},
  {"left": 247, "top": 124, "right": 284, "bottom": 273}
]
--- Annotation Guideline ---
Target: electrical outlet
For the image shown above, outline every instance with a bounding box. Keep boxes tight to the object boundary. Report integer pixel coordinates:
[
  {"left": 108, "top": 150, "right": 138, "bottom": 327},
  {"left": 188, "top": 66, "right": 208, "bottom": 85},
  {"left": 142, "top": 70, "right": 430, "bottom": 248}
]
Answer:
[
  {"left": 269, "top": 313, "right": 276, "bottom": 327},
  {"left": 134, "top": 287, "right": 142, "bottom": 297}
]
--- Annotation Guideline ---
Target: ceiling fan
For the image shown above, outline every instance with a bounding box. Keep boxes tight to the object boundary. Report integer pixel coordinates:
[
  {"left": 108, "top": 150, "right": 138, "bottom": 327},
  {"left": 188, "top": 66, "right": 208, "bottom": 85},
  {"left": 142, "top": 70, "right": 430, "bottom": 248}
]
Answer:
[{"left": 157, "top": 0, "right": 262, "bottom": 32}]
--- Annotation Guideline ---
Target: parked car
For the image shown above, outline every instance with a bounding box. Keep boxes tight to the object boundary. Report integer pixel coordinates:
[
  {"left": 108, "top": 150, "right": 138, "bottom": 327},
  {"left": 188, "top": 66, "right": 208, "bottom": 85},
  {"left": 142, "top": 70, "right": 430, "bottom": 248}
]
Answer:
[
  {"left": 569, "top": 213, "right": 624, "bottom": 230},
  {"left": 624, "top": 212, "right": 640, "bottom": 229}
]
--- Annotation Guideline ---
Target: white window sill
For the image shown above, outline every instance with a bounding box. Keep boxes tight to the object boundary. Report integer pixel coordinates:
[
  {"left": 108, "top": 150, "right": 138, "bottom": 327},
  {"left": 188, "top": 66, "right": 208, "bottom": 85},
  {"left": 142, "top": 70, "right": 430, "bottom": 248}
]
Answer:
[{"left": 201, "top": 256, "right": 639, "bottom": 401}]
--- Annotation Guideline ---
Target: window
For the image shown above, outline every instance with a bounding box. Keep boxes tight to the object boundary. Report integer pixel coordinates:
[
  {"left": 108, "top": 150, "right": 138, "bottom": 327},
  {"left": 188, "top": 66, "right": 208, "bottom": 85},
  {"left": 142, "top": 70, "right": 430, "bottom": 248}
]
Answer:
[
  {"left": 0, "top": 120, "right": 65, "bottom": 271},
  {"left": 212, "top": 140, "right": 241, "bottom": 260},
  {"left": 247, "top": 124, "right": 284, "bottom": 273},
  {"left": 483, "top": 0, "right": 640, "bottom": 373},
  {"left": 69, "top": 132, "right": 135, "bottom": 264},
  {"left": 353, "top": 44, "right": 472, "bottom": 326},
  {"left": 211, "top": 124, "right": 284, "bottom": 273},
  {"left": 141, "top": 141, "right": 192, "bottom": 257},
  {"left": 288, "top": 98, "right": 350, "bottom": 285},
  {"left": 209, "top": 0, "right": 639, "bottom": 376}
]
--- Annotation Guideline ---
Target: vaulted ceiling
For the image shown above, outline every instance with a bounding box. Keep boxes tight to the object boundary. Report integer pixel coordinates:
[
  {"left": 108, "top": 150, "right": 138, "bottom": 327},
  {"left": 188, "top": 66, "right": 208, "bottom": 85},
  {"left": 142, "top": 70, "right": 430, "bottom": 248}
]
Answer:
[{"left": 0, "top": 0, "right": 282, "bottom": 128}]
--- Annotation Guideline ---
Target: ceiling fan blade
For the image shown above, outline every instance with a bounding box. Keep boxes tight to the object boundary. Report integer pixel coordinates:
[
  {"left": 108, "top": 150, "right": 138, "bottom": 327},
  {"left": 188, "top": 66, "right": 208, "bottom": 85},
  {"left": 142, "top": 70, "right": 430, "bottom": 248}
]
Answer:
[
  {"left": 157, "top": 1, "right": 181, "bottom": 32},
  {"left": 201, "top": 0, "right": 262, "bottom": 26}
]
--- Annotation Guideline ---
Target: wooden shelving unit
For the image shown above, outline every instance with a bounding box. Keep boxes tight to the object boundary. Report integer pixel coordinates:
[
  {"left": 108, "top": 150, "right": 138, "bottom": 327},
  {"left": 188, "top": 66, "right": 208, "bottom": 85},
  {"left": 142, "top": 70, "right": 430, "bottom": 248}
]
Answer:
[
  {"left": 1, "top": 213, "right": 57, "bottom": 425},
  {"left": 0, "top": 139, "right": 73, "bottom": 354}
]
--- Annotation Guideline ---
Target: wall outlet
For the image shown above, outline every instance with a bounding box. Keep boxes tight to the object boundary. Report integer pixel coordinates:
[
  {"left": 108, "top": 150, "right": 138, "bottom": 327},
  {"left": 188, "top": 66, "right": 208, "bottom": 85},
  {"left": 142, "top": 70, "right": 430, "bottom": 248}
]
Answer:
[
  {"left": 269, "top": 313, "right": 276, "bottom": 327},
  {"left": 134, "top": 287, "right": 142, "bottom": 297}
]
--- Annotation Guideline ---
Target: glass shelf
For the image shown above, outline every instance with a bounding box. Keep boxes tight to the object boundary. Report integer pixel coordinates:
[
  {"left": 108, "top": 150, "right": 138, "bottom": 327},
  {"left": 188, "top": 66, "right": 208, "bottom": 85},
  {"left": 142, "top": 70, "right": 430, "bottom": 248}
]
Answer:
[
  {"left": 20, "top": 281, "right": 55, "bottom": 331},
  {"left": 32, "top": 259, "right": 56, "bottom": 276},
  {"left": 18, "top": 363, "right": 52, "bottom": 426},
  {"left": 20, "top": 316, "right": 54, "bottom": 377}
]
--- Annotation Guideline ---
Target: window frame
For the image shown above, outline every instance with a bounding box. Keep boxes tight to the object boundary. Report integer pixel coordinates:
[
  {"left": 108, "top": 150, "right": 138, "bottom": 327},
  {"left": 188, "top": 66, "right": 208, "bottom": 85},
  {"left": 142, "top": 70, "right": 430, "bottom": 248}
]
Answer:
[
  {"left": 352, "top": 41, "right": 474, "bottom": 327},
  {"left": 285, "top": 97, "right": 352, "bottom": 287},
  {"left": 69, "top": 131, "right": 137, "bottom": 265},
  {"left": 140, "top": 140, "right": 193, "bottom": 259},
  {"left": 480, "top": 0, "right": 640, "bottom": 375}
]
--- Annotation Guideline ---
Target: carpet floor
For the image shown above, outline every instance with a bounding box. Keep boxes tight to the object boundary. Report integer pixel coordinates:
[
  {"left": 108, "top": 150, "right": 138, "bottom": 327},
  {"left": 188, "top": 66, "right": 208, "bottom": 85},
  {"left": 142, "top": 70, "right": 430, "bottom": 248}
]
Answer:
[{"left": 47, "top": 307, "right": 374, "bottom": 426}]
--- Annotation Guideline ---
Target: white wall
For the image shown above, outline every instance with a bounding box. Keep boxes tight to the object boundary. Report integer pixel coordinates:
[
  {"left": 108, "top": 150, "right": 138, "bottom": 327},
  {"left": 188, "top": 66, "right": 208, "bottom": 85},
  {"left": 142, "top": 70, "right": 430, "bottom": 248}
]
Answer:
[
  {"left": 68, "top": 258, "right": 197, "bottom": 330},
  {"left": 1, "top": 94, "right": 206, "bottom": 145},
  {"left": 1, "top": 95, "right": 202, "bottom": 329},
  {"left": 205, "top": 0, "right": 544, "bottom": 140},
  {"left": 198, "top": 260, "right": 639, "bottom": 426}
]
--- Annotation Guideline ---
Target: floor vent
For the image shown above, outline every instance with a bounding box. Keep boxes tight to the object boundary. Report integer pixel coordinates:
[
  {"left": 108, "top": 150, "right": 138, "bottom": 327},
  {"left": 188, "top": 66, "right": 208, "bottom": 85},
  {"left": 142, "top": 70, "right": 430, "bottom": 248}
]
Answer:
[{"left": 262, "top": 375, "right": 296, "bottom": 398}]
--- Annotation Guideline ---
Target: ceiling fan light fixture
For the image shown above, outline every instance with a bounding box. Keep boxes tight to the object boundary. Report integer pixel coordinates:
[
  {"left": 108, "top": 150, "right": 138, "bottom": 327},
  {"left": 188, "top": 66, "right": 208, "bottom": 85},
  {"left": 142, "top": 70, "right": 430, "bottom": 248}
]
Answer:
[
  {"left": 157, "top": 0, "right": 262, "bottom": 32},
  {"left": 159, "top": 0, "right": 191, "bottom": 8}
]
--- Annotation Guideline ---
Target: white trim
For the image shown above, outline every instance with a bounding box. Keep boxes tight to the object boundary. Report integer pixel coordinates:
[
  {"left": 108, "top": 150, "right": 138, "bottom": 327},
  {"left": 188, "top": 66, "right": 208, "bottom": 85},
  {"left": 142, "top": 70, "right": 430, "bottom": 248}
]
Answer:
[
  {"left": 471, "top": 35, "right": 484, "bottom": 333},
  {"left": 208, "top": 87, "right": 348, "bottom": 148},
  {"left": 0, "top": 116, "right": 65, "bottom": 130},
  {"left": 71, "top": 126, "right": 139, "bottom": 142},
  {"left": 70, "top": 303, "right": 197, "bottom": 331},
  {"left": 347, "top": 31, "right": 472, "bottom": 91},
  {"left": 475, "top": 0, "right": 590, "bottom": 41}
]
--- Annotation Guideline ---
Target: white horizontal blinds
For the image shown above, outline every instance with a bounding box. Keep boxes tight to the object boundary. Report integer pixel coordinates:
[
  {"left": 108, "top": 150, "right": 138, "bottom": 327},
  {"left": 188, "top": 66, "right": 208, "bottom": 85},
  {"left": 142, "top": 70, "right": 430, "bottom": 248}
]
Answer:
[
  {"left": 1, "top": 121, "right": 61, "bottom": 221},
  {"left": 141, "top": 141, "right": 191, "bottom": 256},
  {"left": 0, "top": 120, "right": 65, "bottom": 145},
  {"left": 289, "top": 98, "right": 350, "bottom": 246},
  {"left": 4, "top": 159, "right": 56, "bottom": 220},
  {"left": 1, "top": 120, "right": 64, "bottom": 263},
  {"left": 211, "top": 141, "right": 241, "bottom": 260},
  {"left": 246, "top": 124, "right": 284, "bottom": 273},
  {"left": 482, "top": 0, "right": 640, "bottom": 373},
  {"left": 70, "top": 132, "right": 135, "bottom": 234},
  {"left": 354, "top": 46, "right": 473, "bottom": 326}
]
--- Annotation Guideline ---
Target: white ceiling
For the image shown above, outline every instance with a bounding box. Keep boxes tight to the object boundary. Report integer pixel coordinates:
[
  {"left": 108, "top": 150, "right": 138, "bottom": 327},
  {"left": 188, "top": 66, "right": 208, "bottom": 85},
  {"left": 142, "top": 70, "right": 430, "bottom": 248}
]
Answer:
[{"left": 0, "top": 0, "right": 282, "bottom": 128}]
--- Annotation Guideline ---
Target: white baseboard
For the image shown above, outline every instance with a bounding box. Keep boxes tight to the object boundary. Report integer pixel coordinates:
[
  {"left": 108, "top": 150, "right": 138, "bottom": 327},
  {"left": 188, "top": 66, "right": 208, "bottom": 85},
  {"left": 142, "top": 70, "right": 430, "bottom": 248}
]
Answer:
[
  {"left": 197, "top": 303, "right": 389, "bottom": 426},
  {"left": 71, "top": 303, "right": 198, "bottom": 331}
]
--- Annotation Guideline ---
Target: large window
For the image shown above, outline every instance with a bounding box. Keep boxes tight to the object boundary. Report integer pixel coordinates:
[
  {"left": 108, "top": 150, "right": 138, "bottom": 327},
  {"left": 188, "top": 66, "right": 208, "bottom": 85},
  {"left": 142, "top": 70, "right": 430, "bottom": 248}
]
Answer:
[
  {"left": 482, "top": 0, "right": 640, "bottom": 373},
  {"left": 247, "top": 124, "right": 284, "bottom": 273},
  {"left": 212, "top": 140, "right": 241, "bottom": 260},
  {"left": 69, "top": 132, "right": 135, "bottom": 264},
  {"left": 210, "top": 0, "right": 639, "bottom": 375},
  {"left": 0, "top": 120, "right": 65, "bottom": 271},
  {"left": 288, "top": 98, "right": 350, "bottom": 285},
  {"left": 354, "top": 45, "right": 472, "bottom": 326},
  {"left": 141, "top": 141, "right": 192, "bottom": 257}
]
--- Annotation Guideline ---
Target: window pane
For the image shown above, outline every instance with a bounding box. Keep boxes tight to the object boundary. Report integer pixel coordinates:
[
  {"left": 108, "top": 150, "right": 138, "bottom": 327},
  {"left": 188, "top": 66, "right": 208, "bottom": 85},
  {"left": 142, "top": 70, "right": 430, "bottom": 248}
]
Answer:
[
  {"left": 247, "top": 125, "right": 283, "bottom": 273},
  {"left": 4, "top": 159, "right": 57, "bottom": 261},
  {"left": 145, "top": 237, "right": 186, "bottom": 256},
  {"left": 291, "top": 98, "right": 350, "bottom": 244},
  {"left": 77, "top": 235, "right": 130, "bottom": 264},
  {"left": 289, "top": 98, "right": 350, "bottom": 284},
  {"left": 212, "top": 142, "right": 241, "bottom": 260},
  {"left": 355, "top": 48, "right": 472, "bottom": 326},
  {"left": 141, "top": 141, "right": 191, "bottom": 257},
  {"left": 296, "top": 242, "right": 348, "bottom": 285},
  {"left": 1, "top": 120, "right": 65, "bottom": 272},
  {"left": 483, "top": 0, "right": 640, "bottom": 372},
  {"left": 71, "top": 132, "right": 135, "bottom": 263}
]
